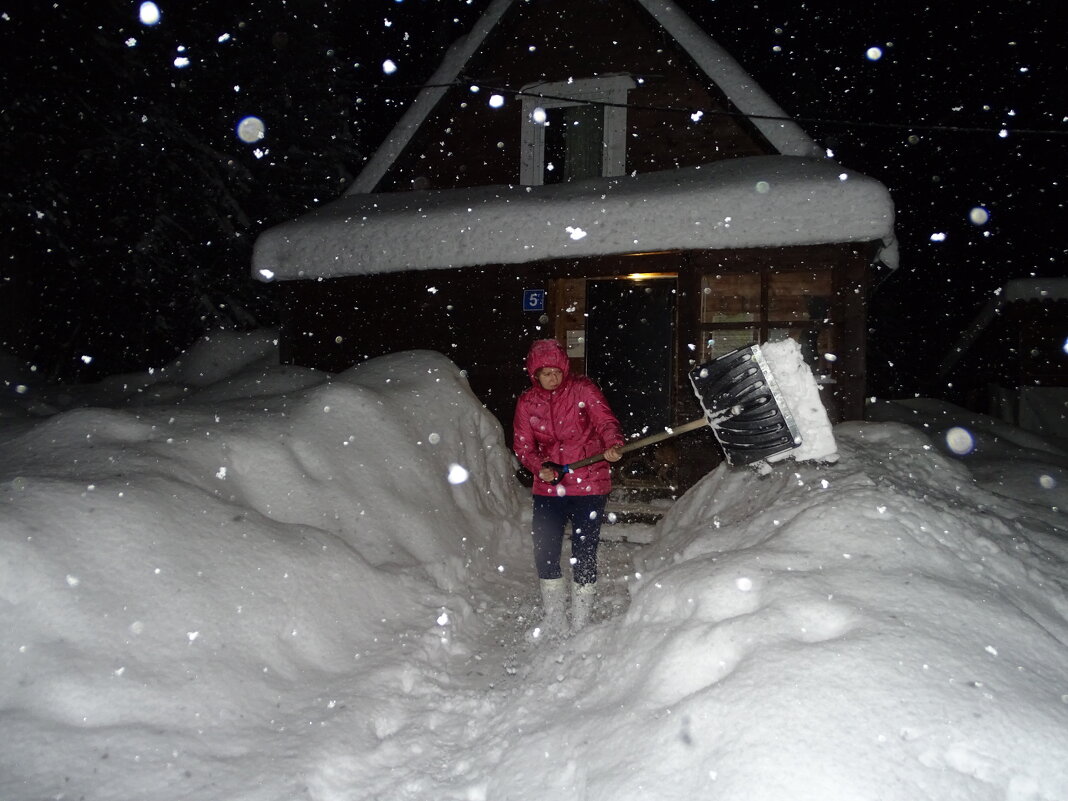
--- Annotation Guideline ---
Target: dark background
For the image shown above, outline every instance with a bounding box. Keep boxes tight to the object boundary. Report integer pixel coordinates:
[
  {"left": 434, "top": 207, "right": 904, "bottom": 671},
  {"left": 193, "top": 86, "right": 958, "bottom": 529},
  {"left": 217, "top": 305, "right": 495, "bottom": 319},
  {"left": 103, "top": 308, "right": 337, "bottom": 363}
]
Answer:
[{"left": 2, "top": 0, "right": 1063, "bottom": 397}]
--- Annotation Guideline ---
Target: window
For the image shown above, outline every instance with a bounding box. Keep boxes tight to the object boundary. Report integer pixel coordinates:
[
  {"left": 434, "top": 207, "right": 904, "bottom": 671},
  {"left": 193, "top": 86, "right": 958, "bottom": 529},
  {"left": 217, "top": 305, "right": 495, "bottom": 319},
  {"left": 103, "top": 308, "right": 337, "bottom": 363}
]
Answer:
[
  {"left": 543, "top": 104, "right": 604, "bottom": 184},
  {"left": 520, "top": 75, "right": 635, "bottom": 186},
  {"left": 699, "top": 269, "right": 834, "bottom": 375}
]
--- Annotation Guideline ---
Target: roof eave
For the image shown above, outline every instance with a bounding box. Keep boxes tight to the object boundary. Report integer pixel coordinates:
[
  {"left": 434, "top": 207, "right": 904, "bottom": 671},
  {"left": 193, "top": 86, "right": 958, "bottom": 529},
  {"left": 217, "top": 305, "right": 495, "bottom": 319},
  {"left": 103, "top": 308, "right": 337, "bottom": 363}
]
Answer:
[{"left": 253, "top": 156, "right": 895, "bottom": 282}]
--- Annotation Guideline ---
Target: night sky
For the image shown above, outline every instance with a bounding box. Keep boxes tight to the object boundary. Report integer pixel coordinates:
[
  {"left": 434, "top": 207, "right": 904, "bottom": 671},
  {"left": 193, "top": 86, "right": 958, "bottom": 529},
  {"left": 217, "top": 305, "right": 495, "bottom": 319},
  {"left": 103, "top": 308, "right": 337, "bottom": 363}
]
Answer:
[{"left": 2, "top": 0, "right": 1064, "bottom": 396}]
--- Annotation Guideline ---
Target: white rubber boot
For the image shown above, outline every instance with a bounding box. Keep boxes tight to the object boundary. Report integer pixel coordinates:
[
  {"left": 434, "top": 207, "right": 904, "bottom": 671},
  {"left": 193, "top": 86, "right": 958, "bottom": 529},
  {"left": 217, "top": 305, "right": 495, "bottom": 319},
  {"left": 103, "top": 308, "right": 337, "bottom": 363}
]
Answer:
[
  {"left": 530, "top": 577, "right": 568, "bottom": 642},
  {"left": 571, "top": 581, "right": 597, "bottom": 633}
]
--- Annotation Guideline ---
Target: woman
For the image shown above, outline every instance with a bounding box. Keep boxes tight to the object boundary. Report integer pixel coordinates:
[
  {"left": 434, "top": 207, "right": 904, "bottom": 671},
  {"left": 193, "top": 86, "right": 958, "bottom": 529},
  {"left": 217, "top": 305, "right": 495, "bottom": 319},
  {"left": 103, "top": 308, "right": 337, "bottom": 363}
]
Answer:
[{"left": 513, "top": 339, "right": 624, "bottom": 636}]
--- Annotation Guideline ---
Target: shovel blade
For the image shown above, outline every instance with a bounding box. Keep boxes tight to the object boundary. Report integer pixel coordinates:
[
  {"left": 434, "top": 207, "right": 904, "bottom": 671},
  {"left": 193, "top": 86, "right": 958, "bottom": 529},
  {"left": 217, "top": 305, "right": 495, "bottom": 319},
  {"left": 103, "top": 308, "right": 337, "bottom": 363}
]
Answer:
[{"left": 688, "top": 344, "right": 802, "bottom": 466}]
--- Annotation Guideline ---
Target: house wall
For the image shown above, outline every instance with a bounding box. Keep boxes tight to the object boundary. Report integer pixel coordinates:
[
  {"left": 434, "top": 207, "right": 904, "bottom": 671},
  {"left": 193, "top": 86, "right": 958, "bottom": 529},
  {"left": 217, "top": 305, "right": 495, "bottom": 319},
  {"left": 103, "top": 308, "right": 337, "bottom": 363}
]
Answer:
[
  {"left": 280, "top": 242, "right": 873, "bottom": 490},
  {"left": 373, "top": 0, "right": 771, "bottom": 193},
  {"left": 673, "top": 244, "right": 871, "bottom": 485},
  {"left": 280, "top": 265, "right": 547, "bottom": 427},
  {"left": 1011, "top": 299, "right": 1068, "bottom": 387},
  {"left": 945, "top": 297, "right": 1068, "bottom": 417}
]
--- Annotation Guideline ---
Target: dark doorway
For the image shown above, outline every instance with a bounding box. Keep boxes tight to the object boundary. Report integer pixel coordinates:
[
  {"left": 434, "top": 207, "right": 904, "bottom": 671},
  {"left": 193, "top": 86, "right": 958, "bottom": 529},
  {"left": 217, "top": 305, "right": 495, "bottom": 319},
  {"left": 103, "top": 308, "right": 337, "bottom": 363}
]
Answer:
[{"left": 585, "top": 277, "right": 676, "bottom": 438}]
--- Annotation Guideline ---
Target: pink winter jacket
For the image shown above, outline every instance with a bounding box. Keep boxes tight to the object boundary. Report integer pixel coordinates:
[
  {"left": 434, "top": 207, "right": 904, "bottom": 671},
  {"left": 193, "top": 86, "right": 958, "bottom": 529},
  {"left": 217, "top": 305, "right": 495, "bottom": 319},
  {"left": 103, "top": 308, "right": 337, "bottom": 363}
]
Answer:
[{"left": 513, "top": 339, "right": 625, "bottom": 497}]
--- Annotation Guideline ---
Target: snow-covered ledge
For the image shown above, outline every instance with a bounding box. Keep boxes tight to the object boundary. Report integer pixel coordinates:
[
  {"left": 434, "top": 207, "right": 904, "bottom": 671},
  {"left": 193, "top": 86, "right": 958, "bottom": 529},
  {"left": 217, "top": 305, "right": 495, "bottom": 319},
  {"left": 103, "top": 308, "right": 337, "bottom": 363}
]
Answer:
[{"left": 252, "top": 155, "right": 896, "bottom": 282}]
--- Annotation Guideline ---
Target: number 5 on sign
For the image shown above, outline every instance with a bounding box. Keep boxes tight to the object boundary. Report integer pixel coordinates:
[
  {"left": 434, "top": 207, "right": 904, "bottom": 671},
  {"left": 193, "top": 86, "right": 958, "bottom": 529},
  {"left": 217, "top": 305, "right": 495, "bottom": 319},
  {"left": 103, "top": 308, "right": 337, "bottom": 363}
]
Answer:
[{"left": 523, "top": 289, "right": 546, "bottom": 311}]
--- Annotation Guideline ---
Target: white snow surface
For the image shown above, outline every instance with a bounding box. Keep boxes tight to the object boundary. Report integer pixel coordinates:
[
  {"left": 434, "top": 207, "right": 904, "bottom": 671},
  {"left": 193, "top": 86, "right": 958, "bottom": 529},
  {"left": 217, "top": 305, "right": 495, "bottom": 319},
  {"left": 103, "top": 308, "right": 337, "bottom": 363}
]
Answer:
[
  {"left": 253, "top": 156, "right": 897, "bottom": 281},
  {"left": 2, "top": 331, "right": 1067, "bottom": 801}
]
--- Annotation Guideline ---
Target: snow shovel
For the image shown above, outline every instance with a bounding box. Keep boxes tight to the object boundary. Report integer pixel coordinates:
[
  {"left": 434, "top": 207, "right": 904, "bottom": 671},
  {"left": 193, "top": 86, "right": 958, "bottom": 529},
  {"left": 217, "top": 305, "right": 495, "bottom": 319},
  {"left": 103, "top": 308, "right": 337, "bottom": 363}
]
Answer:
[{"left": 543, "top": 344, "right": 802, "bottom": 479}]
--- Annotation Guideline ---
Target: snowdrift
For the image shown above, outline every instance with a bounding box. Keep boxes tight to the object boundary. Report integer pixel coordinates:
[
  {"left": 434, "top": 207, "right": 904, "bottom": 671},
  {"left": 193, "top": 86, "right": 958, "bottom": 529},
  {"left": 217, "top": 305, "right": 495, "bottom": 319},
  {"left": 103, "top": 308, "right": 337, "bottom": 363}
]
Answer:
[
  {"left": 1, "top": 333, "right": 1066, "bottom": 801},
  {"left": 607, "top": 422, "right": 1068, "bottom": 800},
  {"left": 1, "top": 340, "right": 525, "bottom": 798}
]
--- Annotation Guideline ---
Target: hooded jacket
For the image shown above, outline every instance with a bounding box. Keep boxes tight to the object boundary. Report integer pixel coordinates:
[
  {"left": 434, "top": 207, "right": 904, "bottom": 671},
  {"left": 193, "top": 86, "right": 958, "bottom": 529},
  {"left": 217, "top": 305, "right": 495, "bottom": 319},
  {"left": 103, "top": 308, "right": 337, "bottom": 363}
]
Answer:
[{"left": 513, "top": 339, "right": 625, "bottom": 497}]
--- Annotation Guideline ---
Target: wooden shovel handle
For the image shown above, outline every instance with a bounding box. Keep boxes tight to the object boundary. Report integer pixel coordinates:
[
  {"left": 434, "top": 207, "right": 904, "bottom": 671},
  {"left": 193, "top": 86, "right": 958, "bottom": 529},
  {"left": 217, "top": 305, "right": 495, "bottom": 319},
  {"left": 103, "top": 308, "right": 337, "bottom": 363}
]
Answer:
[{"left": 541, "top": 416, "right": 709, "bottom": 482}]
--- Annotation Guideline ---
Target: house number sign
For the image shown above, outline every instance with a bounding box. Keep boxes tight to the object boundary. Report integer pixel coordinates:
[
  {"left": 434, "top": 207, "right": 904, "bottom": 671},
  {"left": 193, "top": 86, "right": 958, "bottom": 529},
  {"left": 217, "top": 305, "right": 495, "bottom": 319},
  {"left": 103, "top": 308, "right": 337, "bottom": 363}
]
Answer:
[{"left": 522, "top": 289, "right": 546, "bottom": 312}]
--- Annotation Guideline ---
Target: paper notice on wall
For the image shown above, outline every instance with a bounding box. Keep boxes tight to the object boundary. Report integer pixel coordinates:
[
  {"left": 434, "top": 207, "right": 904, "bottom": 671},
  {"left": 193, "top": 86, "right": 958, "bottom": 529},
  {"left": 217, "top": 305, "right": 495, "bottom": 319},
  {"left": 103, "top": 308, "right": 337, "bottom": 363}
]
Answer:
[{"left": 566, "top": 330, "right": 585, "bottom": 358}]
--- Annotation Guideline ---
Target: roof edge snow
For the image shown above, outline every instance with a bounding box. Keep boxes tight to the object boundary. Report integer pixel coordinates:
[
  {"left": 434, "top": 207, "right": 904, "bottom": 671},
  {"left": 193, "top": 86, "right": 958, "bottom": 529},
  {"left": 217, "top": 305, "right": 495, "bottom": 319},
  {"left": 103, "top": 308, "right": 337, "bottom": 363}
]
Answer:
[
  {"left": 938, "top": 278, "right": 1068, "bottom": 377},
  {"left": 348, "top": 0, "right": 513, "bottom": 195},
  {"left": 253, "top": 155, "right": 896, "bottom": 282},
  {"left": 638, "top": 0, "right": 821, "bottom": 157}
]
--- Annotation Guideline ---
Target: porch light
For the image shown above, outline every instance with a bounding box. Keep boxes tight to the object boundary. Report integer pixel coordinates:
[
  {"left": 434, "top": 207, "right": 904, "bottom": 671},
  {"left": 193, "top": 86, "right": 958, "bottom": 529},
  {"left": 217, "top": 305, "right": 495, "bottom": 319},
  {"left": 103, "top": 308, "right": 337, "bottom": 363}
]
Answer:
[{"left": 626, "top": 272, "right": 676, "bottom": 280}]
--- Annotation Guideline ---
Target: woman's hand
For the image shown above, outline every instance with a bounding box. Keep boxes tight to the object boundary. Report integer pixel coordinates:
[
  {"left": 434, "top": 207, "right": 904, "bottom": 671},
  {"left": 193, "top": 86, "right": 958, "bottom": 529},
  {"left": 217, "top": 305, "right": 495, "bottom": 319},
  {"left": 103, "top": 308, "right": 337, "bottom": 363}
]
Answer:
[
  {"left": 538, "top": 466, "right": 558, "bottom": 482},
  {"left": 603, "top": 446, "right": 623, "bottom": 463}
]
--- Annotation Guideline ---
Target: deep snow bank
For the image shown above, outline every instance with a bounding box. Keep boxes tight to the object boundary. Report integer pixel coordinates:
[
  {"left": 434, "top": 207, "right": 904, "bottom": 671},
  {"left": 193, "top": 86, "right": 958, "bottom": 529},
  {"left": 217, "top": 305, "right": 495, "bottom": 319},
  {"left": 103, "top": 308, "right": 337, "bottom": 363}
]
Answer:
[
  {"left": 867, "top": 396, "right": 1068, "bottom": 511},
  {"left": 600, "top": 422, "right": 1068, "bottom": 800},
  {"left": 0, "top": 344, "right": 524, "bottom": 797},
  {"left": 399, "top": 415, "right": 1067, "bottom": 801},
  {"left": 3, "top": 333, "right": 1067, "bottom": 801}
]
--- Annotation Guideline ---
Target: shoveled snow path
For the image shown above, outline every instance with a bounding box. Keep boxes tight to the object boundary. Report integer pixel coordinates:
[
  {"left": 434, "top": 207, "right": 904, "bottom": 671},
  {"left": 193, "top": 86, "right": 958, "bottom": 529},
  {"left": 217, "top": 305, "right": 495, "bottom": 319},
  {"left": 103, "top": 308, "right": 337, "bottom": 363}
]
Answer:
[{"left": 303, "top": 536, "right": 643, "bottom": 801}]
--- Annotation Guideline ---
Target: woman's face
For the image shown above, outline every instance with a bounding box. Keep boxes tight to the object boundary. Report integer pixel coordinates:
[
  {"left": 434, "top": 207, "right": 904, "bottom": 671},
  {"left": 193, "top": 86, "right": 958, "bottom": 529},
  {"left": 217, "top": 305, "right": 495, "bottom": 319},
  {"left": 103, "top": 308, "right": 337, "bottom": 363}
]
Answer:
[{"left": 536, "top": 366, "right": 563, "bottom": 391}]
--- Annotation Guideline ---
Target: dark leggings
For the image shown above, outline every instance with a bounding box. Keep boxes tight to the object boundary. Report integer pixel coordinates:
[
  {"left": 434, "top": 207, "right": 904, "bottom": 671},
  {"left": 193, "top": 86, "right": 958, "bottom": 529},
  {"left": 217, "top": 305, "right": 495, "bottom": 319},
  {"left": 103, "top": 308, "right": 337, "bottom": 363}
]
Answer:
[{"left": 531, "top": 494, "right": 608, "bottom": 585}]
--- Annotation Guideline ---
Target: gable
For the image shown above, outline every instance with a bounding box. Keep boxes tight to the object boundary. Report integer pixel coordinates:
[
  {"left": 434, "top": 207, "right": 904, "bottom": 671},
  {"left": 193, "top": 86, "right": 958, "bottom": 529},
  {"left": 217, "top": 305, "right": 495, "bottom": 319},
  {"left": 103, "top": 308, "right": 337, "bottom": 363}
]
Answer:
[
  {"left": 359, "top": 0, "right": 819, "bottom": 194},
  {"left": 251, "top": 0, "right": 896, "bottom": 282}
]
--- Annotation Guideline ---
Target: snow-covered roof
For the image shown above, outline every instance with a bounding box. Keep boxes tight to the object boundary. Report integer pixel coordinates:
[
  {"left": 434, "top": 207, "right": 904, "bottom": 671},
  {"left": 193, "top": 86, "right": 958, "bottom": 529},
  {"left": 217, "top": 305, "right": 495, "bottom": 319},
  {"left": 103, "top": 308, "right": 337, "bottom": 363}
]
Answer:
[
  {"left": 252, "top": 0, "right": 896, "bottom": 282},
  {"left": 938, "top": 278, "right": 1068, "bottom": 377},
  {"left": 626, "top": 0, "right": 822, "bottom": 158},
  {"left": 348, "top": 0, "right": 820, "bottom": 195},
  {"left": 998, "top": 277, "right": 1068, "bottom": 303},
  {"left": 347, "top": 0, "right": 514, "bottom": 196},
  {"left": 253, "top": 156, "right": 896, "bottom": 281}
]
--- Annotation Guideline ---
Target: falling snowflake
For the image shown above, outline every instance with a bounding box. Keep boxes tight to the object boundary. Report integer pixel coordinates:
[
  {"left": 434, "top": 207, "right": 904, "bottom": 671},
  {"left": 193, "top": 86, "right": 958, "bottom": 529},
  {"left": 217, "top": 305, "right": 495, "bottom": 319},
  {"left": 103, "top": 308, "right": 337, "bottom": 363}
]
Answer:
[
  {"left": 447, "top": 463, "right": 469, "bottom": 485},
  {"left": 138, "top": 1, "right": 161, "bottom": 25},
  {"left": 237, "top": 116, "right": 266, "bottom": 143}
]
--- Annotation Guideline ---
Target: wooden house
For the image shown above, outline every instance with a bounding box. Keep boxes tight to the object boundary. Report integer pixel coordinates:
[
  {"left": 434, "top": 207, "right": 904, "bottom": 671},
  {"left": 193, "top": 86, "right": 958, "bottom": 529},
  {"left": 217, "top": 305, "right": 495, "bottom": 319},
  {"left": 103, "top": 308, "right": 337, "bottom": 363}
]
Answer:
[
  {"left": 937, "top": 279, "right": 1068, "bottom": 439},
  {"left": 252, "top": 0, "right": 897, "bottom": 490}
]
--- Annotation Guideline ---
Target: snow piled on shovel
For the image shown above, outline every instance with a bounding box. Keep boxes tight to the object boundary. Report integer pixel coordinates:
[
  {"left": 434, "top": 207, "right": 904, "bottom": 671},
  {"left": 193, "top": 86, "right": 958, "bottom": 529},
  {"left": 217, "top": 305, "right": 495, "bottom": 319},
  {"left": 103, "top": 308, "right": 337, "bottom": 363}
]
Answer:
[{"left": 761, "top": 337, "right": 839, "bottom": 465}]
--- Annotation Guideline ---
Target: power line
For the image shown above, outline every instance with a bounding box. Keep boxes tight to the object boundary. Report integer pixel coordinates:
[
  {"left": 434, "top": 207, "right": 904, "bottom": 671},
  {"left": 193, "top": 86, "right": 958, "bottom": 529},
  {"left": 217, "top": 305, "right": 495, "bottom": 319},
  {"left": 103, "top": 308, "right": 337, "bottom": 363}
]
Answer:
[{"left": 360, "top": 78, "right": 1066, "bottom": 139}]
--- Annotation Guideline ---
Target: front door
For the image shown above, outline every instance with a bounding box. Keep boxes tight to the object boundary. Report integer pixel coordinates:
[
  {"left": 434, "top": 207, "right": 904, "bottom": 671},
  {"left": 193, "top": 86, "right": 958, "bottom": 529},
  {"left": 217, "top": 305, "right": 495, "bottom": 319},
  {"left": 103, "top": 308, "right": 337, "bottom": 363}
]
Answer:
[{"left": 584, "top": 277, "right": 677, "bottom": 438}]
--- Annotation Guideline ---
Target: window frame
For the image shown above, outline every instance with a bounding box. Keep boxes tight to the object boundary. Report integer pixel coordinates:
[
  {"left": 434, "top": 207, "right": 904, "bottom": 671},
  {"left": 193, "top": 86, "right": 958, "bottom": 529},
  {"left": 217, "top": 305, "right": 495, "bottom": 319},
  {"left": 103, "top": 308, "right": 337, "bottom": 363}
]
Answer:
[
  {"left": 697, "top": 265, "right": 837, "bottom": 379},
  {"left": 519, "top": 74, "right": 635, "bottom": 186}
]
